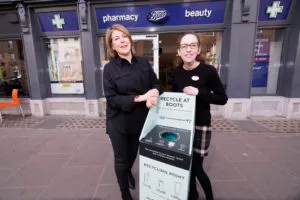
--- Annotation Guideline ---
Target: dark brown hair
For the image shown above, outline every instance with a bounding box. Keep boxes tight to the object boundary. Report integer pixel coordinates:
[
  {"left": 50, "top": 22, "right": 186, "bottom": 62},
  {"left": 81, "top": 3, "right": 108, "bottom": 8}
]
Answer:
[
  {"left": 175, "top": 32, "right": 206, "bottom": 67},
  {"left": 105, "top": 24, "right": 134, "bottom": 58}
]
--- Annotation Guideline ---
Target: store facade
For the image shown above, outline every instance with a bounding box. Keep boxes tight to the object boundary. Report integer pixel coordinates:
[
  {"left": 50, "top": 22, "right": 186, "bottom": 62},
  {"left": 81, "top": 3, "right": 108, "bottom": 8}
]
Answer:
[{"left": 0, "top": 0, "right": 299, "bottom": 119}]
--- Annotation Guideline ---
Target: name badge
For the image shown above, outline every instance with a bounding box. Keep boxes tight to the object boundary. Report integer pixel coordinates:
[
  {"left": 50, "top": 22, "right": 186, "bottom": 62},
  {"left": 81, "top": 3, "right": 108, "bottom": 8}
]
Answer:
[{"left": 191, "top": 76, "right": 199, "bottom": 81}]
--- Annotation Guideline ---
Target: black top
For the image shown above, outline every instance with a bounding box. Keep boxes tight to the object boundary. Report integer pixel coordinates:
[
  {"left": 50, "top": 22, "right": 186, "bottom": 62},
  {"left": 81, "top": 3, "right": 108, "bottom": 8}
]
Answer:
[
  {"left": 103, "top": 56, "right": 162, "bottom": 135},
  {"left": 172, "top": 63, "right": 228, "bottom": 126}
]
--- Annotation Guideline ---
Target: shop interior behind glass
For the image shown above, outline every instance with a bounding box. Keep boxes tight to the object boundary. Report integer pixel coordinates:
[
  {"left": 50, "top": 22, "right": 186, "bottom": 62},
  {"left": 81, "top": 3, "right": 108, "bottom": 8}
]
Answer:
[
  {"left": 99, "top": 31, "right": 222, "bottom": 92},
  {"left": 157, "top": 32, "right": 222, "bottom": 91}
]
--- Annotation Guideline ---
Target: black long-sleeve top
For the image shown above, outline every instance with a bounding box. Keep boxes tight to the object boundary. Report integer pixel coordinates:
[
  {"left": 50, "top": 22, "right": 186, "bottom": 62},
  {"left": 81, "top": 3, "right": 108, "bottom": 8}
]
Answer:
[
  {"left": 103, "top": 56, "right": 162, "bottom": 135},
  {"left": 172, "top": 63, "right": 228, "bottom": 126}
]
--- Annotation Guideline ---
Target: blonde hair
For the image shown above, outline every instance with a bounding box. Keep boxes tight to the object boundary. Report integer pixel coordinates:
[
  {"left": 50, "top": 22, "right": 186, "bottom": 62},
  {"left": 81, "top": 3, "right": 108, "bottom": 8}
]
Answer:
[
  {"left": 105, "top": 24, "right": 134, "bottom": 58},
  {"left": 174, "top": 33, "right": 206, "bottom": 67}
]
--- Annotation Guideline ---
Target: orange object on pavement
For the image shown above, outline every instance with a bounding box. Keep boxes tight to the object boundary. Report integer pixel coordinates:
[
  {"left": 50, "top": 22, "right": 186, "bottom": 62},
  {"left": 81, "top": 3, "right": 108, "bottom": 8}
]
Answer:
[{"left": 0, "top": 89, "right": 25, "bottom": 122}]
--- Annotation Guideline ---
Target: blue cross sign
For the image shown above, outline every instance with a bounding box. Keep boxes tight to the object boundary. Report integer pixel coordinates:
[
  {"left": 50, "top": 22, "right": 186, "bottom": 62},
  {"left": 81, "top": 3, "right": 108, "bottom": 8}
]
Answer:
[
  {"left": 259, "top": 0, "right": 292, "bottom": 21},
  {"left": 38, "top": 11, "right": 79, "bottom": 32}
]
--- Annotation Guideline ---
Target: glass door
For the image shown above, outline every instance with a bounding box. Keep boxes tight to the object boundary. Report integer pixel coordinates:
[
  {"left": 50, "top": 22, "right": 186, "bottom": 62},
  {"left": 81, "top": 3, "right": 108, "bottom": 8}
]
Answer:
[{"left": 131, "top": 34, "right": 159, "bottom": 78}]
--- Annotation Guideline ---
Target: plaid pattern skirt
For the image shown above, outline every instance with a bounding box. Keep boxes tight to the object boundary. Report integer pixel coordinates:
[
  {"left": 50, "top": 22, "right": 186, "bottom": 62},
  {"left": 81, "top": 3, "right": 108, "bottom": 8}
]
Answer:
[{"left": 193, "top": 125, "right": 212, "bottom": 157}]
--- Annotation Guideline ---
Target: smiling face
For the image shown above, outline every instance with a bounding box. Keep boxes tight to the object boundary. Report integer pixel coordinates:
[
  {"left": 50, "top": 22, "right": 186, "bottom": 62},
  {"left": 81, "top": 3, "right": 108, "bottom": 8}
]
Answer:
[
  {"left": 111, "top": 29, "right": 132, "bottom": 57},
  {"left": 177, "top": 34, "right": 201, "bottom": 64}
]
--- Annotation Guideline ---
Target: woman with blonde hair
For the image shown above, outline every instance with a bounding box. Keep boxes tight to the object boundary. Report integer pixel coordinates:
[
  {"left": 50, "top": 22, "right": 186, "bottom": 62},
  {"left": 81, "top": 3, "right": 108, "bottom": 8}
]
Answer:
[
  {"left": 172, "top": 33, "right": 228, "bottom": 200},
  {"left": 103, "top": 24, "right": 162, "bottom": 200}
]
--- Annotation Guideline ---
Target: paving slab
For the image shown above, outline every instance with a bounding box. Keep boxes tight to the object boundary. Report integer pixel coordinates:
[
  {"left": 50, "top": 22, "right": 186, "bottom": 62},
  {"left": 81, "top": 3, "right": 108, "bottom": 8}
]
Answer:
[
  {"left": 0, "top": 169, "right": 14, "bottom": 186},
  {"left": 273, "top": 135, "right": 300, "bottom": 153},
  {"left": 212, "top": 135, "right": 268, "bottom": 162},
  {"left": 33, "top": 116, "right": 69, "bottom": 129},
  {"left": 0, "top": 188, "right": 45, "bottom": 200},
  {"left": 38, "top": 134, "right": 87, "bottom": 155},
  {"left": 1, "top": 154, "right": 70, "bottom": 187},
  {"left": 86, "top": 129, "right": 110, "bottom": 143},
  {"left": 39, "top": 166, "right": 104, "bottom": 200},
  {"left": 210, "top": 180, "right": 264, "bottom": 200},
  {"left": 204, "top": 148, "right": 245, "bottom": 181},
  {"left": 0, "top": 115, "right": 48, "bottom": 129},
  {"left": 233, "top": 120, "right": 270, "bottom": 132},
  {"left": 66, "top": 141, "right": 112, "bottom": 167},
  {"left": 99, "top": 156, "right": 117, "bottom": 185},
  {"left": 234, "top": 161, "right": 300, "bottom": 200}
]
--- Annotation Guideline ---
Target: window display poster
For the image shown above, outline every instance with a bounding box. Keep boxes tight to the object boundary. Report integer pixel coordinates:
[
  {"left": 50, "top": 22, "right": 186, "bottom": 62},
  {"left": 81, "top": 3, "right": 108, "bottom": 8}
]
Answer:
[
  {"left": 252, "top": 36, "right": 270, "bottom": 87},
  {"left": 47, "top": 38, "right": 84, "bottom": 94},
  {"left": 59, "top": 47, "right": 83, "bottom": 82}
]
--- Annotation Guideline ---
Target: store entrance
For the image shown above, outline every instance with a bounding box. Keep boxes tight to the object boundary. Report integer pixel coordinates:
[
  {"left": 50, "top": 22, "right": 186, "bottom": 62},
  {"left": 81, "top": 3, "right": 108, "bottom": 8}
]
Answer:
[
  {"left": 131, "top": 34, "right": 159, "bottom": 77},
  {"left": 99, "top": 31, "right": 222, "bottom": 92}
]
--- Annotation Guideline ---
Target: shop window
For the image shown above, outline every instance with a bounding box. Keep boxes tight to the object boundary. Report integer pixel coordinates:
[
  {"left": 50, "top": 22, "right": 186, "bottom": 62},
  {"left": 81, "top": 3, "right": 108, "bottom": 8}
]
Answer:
[
  {"left": 45, "top": 38, "right": 84, "bottom": 94},
  {"left": 251, "top": 29, "right": 284, "bottom": 95},
  {"left": 0, "top": 40, "right": 29, "bottom": 97}
]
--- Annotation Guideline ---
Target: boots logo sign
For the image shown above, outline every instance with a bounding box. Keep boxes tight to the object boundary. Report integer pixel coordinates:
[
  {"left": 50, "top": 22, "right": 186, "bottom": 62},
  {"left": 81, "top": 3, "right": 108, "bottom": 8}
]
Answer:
[
  {"left": 95, "top": 1, "right": 226, "bottom": 29},
  {"left": 147, "top": 8, "right": 169, "bottom": 24}
]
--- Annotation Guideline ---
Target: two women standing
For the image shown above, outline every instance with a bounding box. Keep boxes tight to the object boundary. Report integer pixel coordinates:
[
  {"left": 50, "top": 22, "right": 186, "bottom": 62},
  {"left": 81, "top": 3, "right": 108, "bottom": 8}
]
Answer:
[{"left": 103, "top": 24, "right": 228, "bottom": 200}]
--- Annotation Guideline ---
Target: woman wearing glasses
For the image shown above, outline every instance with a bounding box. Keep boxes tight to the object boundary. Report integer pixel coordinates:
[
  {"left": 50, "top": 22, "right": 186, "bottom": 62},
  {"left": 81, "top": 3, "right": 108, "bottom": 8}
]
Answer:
[{"left": 172, "top": 33, "right": 228, "bottom": 200}]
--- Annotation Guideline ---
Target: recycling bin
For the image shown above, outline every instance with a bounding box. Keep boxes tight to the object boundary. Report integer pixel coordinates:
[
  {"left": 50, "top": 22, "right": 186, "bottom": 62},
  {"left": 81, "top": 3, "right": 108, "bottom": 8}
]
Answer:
[{"left": 139, "top": 92, "right": 196, "bottom": 200}]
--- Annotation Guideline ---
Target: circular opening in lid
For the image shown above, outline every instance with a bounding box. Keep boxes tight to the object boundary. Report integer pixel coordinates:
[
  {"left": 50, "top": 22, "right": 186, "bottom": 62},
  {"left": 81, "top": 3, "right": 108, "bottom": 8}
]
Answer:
[{"left": 160, "top": 131, "right": 178, "bottom": 141}]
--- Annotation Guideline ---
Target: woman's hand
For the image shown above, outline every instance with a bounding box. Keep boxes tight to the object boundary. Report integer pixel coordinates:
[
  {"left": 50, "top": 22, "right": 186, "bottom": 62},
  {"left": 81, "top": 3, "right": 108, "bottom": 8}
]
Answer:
[
  {"left": 134, "top": 88, "right": 159, "bottom": 103},
  {"left": 183, "top": 86, "right": 199, "bottom": 96},
  {"left": 146, "top": 88, "right": 159, "bottom": 98},
  {"left": 146, "top": 96, "right": 158, "bottom": 108}
]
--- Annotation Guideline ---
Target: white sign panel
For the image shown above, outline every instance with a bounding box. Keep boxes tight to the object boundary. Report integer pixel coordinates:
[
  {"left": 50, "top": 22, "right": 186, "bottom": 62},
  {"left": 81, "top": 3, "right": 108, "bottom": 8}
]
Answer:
[
  {"left": 139, "top": 92, "right": 196, "bottom": 200},
  {"left": 140, "top": 156, "right": 190, "bottom": 200},
  {"left": 50, "top": 83, "right": 84, "bottom": 94}
]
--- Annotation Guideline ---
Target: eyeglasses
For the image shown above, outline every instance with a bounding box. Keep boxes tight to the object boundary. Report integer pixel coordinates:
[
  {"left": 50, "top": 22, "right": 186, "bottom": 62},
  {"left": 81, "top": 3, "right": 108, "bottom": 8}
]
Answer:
[{"left": 179, "top": 43, "right": 199, "bottom": 51}]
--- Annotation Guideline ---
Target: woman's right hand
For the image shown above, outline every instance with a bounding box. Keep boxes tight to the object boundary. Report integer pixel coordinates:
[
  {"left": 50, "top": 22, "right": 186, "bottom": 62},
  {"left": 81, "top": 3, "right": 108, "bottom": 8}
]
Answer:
[
  {"left": 146, "top": 96, "right": 158, "bottom": 108},
  {"left": 134, "top": 88, "right": 159, "bottom": 103},
  {"left": 145, "top": 88, "right": 159, "bottom": 98}
]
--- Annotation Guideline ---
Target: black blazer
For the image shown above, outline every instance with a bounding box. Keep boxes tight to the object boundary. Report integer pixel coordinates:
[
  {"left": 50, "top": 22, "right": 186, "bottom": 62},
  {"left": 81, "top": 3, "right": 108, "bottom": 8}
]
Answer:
[{"left": 103, "top": 56, "right": 162, "bottom": 135}]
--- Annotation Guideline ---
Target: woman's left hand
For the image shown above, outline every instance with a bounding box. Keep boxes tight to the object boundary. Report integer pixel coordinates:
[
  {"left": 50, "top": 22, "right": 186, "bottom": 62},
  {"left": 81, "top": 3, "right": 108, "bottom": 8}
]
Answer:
[{"left": 183, "top": 86, "right": 199, "bottom": 96}]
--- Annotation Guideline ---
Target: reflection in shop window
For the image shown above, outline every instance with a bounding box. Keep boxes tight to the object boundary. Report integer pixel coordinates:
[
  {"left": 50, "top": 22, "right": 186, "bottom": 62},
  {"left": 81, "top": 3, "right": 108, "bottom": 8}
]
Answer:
[
  {"left": 46, "top": 38, "right": 84, "bottom": 94},
  {"left": 0, "top": 40, "right": 29, "bottom": 97},
  {"left": 251, "top": 29, "right": 283, "bottom": 95},
  {"left": 199, "top": 32, "right": 222, "bottom": 70}
]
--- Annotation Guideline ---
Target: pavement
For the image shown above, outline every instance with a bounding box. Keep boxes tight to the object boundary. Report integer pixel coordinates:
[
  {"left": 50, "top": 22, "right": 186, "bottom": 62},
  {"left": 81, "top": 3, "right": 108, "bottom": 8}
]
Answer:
[{"left": 0, "top": 115, "right": 300, "bottom": 200}]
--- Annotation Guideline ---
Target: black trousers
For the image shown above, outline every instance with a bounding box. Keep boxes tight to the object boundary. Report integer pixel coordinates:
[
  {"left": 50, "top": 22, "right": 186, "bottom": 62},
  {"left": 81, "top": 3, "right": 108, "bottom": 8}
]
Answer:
[
  {"left": 189, "top": 152, "right": 214, "bottom": 200},
  {"left": 109, "top": 133, "right": 140, "bottom": 191}
]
